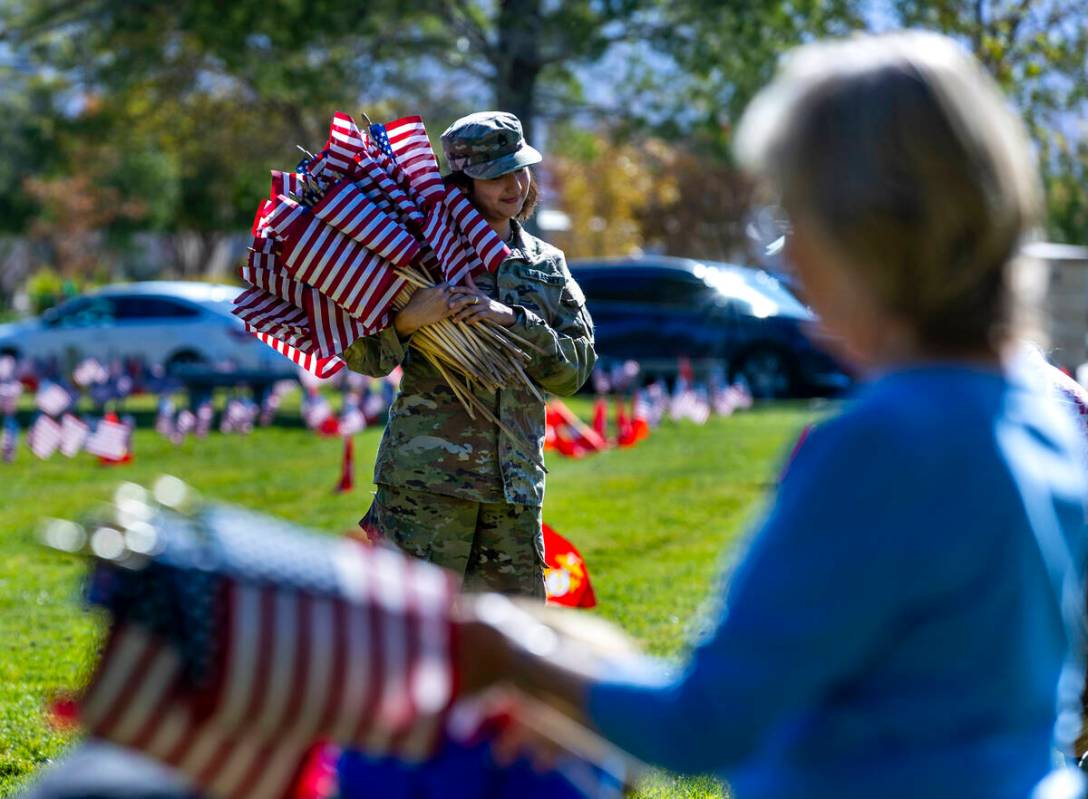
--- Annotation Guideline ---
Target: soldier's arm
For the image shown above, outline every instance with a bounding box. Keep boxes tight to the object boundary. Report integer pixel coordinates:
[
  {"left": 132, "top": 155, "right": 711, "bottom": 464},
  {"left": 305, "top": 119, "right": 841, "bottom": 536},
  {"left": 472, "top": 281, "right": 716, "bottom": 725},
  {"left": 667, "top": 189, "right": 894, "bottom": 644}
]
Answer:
[
  {"left": 507, "top": 259, "right": 597, "bottom": 397},
  {"left": 340, "top": 327, "right": 408, "bottom": 378}
]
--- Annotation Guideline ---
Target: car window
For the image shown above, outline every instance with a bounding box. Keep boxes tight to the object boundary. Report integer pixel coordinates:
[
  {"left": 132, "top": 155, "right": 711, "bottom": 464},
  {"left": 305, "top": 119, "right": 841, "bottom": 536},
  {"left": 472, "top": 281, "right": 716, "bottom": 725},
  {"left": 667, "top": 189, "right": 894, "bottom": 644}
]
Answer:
[
  {"left": 699, "top": 262, "right": 813, "bottom": 320},
  {"left": 573, "top": 268, "right": 711, "bottom": 308},
  {"left": 111, "top": 297, "right": 202, "bottom": 320},
  {"left": 50, "top": 297, "right": 116, "bottom": 327}
]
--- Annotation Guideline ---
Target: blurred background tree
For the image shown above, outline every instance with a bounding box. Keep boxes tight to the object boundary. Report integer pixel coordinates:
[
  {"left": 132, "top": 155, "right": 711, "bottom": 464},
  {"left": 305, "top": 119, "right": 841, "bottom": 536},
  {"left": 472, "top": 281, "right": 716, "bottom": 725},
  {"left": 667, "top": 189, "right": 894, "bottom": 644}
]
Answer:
[
  {"left": 0, "top": 0, "right": 1084, "bottom": 300},
  {"left": 893, "top": 0, "right": 1088, "bottom": 243}
]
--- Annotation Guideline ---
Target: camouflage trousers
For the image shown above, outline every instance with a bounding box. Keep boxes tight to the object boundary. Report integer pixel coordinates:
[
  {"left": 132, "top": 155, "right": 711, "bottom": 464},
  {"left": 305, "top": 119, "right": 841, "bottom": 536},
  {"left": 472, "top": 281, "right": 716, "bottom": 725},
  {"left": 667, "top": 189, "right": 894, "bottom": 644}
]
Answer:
[{"left": 361, "top": 484, "right": 546, "bottom": 599}]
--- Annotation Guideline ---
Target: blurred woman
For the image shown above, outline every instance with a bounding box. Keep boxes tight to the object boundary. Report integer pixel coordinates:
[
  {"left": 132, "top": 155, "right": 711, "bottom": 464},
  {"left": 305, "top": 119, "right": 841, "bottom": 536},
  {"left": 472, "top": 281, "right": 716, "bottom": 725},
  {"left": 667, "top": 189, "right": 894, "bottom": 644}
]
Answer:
[{"left": 461, "top": 32, "right": 1087, "bottom": 799}]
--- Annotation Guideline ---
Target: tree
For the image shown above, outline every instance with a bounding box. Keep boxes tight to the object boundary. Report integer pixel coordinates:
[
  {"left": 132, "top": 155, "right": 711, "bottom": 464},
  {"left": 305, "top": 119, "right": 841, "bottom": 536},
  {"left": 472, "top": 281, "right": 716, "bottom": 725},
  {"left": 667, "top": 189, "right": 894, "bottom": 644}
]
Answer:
[{"left": 892, "top": 0, "right": 1088, "bottom": 243}]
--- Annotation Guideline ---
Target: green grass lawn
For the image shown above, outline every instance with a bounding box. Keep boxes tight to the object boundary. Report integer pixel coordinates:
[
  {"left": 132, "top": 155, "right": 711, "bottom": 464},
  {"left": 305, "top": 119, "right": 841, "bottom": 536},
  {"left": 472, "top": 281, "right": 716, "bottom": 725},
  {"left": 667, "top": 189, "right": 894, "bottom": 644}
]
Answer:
[{"left": 0, "top": 399, "right": 826, "bottom": 797}]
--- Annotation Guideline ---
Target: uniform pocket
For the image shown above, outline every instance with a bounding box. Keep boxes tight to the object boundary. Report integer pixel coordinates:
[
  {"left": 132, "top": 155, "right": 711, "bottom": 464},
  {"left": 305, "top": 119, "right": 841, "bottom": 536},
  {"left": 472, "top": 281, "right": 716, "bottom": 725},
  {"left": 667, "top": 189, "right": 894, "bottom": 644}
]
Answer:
[{"left": 506, "top": 263, "right": 566, "bottom": 286}]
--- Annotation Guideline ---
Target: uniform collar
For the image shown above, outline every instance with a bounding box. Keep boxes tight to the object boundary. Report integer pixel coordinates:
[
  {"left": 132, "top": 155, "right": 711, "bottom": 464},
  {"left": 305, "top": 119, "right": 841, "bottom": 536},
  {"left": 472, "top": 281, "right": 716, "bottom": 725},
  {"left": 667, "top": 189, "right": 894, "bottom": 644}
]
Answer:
[{"left": 505, "top": 219, "right": 531, "bottom": 260}]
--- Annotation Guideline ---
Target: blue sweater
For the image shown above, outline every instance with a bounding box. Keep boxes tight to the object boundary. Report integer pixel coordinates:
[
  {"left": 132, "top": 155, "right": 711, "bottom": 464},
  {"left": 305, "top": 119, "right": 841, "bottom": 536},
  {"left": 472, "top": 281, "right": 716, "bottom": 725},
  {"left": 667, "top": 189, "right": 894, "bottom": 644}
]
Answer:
[{"left": 588, "top": 365, "right": 1087, "bottom": 799}]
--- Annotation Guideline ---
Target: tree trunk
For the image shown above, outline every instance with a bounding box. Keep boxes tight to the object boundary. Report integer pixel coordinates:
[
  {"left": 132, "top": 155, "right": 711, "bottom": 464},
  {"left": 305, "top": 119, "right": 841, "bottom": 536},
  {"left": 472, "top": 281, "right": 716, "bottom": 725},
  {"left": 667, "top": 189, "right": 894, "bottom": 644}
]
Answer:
[{"left": 493, "top": 0, "right": 543, "bottom": 146}]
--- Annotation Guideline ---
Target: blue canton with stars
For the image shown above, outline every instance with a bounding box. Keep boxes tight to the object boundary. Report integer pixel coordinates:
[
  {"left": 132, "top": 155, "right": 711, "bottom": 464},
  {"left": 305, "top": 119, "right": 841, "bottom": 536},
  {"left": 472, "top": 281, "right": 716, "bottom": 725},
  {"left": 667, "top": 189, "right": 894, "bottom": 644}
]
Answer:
[{"left": 369, "top": 124, "right": 398, "bottom": 163}]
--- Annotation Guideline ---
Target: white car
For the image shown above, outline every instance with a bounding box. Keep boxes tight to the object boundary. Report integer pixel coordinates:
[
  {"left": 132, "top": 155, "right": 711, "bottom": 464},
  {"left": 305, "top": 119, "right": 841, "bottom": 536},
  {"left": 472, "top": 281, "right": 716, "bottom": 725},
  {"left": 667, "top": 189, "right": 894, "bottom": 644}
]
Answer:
[{"left": 0, "top": 281, "right": 294, "bottom": 375}]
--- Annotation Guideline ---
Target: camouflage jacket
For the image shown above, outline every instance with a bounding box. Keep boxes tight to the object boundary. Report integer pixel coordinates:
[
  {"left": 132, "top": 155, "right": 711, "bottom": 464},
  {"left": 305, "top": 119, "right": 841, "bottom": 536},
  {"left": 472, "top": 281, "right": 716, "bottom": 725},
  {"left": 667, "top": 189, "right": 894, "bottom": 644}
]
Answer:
[{"left": 342, "top": 222, "right": 596, "bottom": 507}]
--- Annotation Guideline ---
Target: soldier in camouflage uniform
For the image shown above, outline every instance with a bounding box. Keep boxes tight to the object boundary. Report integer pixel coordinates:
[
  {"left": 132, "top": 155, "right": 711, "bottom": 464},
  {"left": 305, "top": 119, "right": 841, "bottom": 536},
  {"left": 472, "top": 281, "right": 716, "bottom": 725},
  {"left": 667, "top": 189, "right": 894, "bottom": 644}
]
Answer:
[{"left": 343, "top": 111, "right": 596, "bottom": 599}]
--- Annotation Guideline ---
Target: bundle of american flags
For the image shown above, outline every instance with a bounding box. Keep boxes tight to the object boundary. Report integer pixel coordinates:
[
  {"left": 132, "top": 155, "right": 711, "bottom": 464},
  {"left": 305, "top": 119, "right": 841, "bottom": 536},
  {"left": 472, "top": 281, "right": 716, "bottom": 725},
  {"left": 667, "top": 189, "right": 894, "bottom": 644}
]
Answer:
[{"left": 235, "top": 112, "right": 545, "bottom": 432}]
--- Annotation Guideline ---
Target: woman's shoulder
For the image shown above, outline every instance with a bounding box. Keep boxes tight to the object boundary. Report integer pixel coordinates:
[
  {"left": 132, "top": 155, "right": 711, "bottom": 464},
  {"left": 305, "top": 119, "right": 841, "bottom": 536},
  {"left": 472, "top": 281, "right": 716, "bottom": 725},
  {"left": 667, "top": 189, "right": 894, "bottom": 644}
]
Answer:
[{"left": 511, "top": 225, "right": 567, "bottom": 270}]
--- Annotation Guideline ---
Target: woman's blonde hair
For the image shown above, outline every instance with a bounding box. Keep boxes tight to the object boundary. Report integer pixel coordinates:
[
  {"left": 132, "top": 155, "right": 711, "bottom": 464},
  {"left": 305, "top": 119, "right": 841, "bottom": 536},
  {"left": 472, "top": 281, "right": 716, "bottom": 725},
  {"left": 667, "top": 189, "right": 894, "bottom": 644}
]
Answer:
[{"left": 735, "top": 31, "right": 1041, "bottom": 354}]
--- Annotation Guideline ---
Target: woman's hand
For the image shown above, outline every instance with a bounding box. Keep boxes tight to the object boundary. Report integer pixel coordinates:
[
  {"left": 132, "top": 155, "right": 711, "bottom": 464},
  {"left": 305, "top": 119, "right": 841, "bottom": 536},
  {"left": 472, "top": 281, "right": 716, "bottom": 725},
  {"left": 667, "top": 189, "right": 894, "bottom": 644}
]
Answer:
[
  {"left": 393, "top": 284, "right": 459, "bottom": 338},
  {"left": 448, "top": 285, "right": 517, "bottom": 327}
]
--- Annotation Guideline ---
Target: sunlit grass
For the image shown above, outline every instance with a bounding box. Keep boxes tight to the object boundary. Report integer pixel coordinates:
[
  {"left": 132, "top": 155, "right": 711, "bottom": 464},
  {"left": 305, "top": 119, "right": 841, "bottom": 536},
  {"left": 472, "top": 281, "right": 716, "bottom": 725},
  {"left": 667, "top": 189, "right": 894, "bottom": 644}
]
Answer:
[{"left": 0, "top": 399, "right": 823, "bottom": 797}]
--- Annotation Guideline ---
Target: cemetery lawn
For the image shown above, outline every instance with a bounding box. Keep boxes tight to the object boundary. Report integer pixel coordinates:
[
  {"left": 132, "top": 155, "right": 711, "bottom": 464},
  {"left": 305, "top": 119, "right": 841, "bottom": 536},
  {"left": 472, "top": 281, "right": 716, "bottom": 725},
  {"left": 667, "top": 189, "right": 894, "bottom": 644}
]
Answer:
[{"left": 0, "top": 399, "right": 826, "bottom": 797}]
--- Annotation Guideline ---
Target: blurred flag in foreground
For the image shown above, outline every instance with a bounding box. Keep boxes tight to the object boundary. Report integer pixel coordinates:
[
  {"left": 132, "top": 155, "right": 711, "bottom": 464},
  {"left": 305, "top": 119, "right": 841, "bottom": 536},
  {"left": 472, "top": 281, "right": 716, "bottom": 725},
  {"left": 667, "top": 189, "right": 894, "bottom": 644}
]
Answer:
[
  {"left": 42, "top": 482, "right": 637, "bottom": 799},
  {"left": 49, "top": 481, "right": 457, "bottom": 799}
]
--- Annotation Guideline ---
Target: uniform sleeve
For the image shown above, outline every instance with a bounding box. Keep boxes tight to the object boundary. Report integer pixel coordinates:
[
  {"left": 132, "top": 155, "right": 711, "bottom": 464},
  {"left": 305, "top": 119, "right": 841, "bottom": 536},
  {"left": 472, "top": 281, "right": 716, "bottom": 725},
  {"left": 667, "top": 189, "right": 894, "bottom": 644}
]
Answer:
[
  {"left": 585, "top": 418, "right": 914, "bottom": 774},
  {"left": 507, "top": 257, "right": 597, "bottom": 397},
  {"left": 340, "top": 326, "right": 408, "bottom": 378}
]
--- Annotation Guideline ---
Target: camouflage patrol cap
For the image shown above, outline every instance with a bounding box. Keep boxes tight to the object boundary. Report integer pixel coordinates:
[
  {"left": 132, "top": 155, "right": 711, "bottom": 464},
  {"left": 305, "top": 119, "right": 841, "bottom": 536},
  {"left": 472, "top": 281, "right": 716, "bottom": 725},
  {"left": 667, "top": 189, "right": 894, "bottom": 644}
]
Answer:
[{"left": 441, "top": 111, "right": 542, "bottom": 180}]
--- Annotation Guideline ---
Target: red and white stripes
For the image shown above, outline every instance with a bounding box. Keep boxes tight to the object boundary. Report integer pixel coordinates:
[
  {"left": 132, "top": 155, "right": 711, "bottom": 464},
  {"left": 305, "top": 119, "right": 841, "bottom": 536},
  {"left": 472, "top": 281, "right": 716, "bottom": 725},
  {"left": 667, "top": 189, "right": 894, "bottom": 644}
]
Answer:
[
  {"left": 421, "top": 200, "right": 485, "bottom": 286},
  {"left": 246, "top": 328, "right": 345, "bottom": 379},
  {"left": 234, "top": 111, "right": 518, "bottom": 376},
  {"left": 445, "top": 185, "right": 512, "bottom": 272},
  {"left": 312, "top": 181, "right": 420, "bottom": 267},
  {"left": 384, "top": 116, "right": 444, "bottom": 207},
  {"left": 78, "top": 542, "right": 456, "bottom": 799}
]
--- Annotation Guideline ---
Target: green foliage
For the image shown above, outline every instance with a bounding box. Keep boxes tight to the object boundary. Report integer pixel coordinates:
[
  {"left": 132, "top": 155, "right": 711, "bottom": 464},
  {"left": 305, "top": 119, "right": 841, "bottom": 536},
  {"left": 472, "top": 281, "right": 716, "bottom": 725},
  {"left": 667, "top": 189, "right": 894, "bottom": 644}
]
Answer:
[
  {"left": 3, "top": 0, "right": 1086, "bottom": 274},
  {"left": 0, "top": 398, "right": 821, "bottom": 796},
  {"left": 612, "top": 0, "right": 863, "bottom": 157},
  {"left": 893, "top": 0, "right": 1088, "bottom": 243},
  {"left": 24, "top": 267, "right": 66, "bottom": 314}
]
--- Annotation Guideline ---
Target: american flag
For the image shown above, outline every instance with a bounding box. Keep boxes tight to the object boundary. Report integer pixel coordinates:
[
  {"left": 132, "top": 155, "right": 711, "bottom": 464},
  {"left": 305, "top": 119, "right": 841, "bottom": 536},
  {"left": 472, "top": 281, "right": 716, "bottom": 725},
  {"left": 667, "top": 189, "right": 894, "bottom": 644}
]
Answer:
[
  {"left": 444, "top": 185, "right": 512, "bottom": 273},
  {"left": 382, "top": 116, "right": 445, "bottom": 207},
  {"left": 327, "top": 112, "right": 367, "bottom": 166},
  {"left": 234, "top": 287, "right": 312, "bottom": 352},
  {"left": 219, "top": 399, "right": 255, "bottom": 436},
  {"left": 195, "top": 402, "right": 214, "bottom": 438},
  {"left": 338, "top": 397, "right": 366, "bottom": 436},
  {"left": 155, "top": 399, "right": 176, "bottom": 438},
  {"left": 85, "top": 418, "right": 130, "bottom": 460},
  {"left": 28, "top": 414, "right": 63, "bottom": 459},
  {"left": 303, "top": 289, "right": 374, "bottom": 360},
  {"left": 1, "top": 417, "right": 17, "bottom": 463},
  {"left": 311, "top": 180, "right": 420, "bottom": 268},
  {"left": 355, "top": 152, "right": 424, "bottom": 226},
  {"left": 75, "top": 500, "right": 457, "bottom": 799},
  {"left": 271, "top": 197, "right": 407, "bottom": 331},
  {"left": 74, "top": 358, "right": 110, "bottom": 388},
  {"left": 258, "top": 393, "right": 281, "bottom": 428},
  {"left": 36, "top": 381, "right": 72, "bottom": 417},
  {"left": 421, "top": 199, "right": 487, "bottom": 285},
  {"left": 246, "top": 328, "right": 345, "bottom": 380},
  {"left": 369, "top": 122, "right": 396, "bottom": 161},
  {"left": 269, "top": 170, "right": 306, "bottom": 202},
  {"left": 302, "top": 392, "right": 333, "bottom": 430},
  {"left": 172, "top": 409, "right": 196, "bottom": 445},
  {"left": 246, "top": 236, "right": 282, "bottom": 274},
  {"left": 367, "top": 123, "right": 417, "bottom": 197},
  {"left": 232, "top": 110, "right": 524, "bottom": 377},
  {"left": 60, "top": 413, "right": 90, "bottom": 458},
  {"left": 0, "top": 380, "right": 21, "bottom": 416}
]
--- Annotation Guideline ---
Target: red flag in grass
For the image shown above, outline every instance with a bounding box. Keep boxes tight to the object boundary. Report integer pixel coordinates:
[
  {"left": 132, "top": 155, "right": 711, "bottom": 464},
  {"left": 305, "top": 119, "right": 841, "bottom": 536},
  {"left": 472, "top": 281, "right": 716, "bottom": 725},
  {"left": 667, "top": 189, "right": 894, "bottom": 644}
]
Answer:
[
  {"left": 613, "top": 398, "right": 634, "bottom": 447},
  {"left": 335, "top": 437, "right": 355, "bottom": 494},
  {"left": 545, "top": 401, "right": 607, "bottom": 458},
  {"left": 90, "top": 412, "right": 132, "bottom": 465},
  {"left": 543, "top": 523, "right": 597, "bottom": 609},
  {"left": 628, "top": 395, "right": 650, "bottom": 445},
  {"left": 591, "top": 397, "right": 607, "bottom": 441}
]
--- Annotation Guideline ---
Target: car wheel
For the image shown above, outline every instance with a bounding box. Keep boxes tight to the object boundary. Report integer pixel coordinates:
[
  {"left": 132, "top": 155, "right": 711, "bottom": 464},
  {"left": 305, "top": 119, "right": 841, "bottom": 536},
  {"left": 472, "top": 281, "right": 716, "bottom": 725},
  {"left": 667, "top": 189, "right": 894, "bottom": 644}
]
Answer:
[
  {"left": 165, "top": 350, "right": 206, "bottom": 375},
  {"left": 733, "top": 347, "right": 795, "bottom": 399}
]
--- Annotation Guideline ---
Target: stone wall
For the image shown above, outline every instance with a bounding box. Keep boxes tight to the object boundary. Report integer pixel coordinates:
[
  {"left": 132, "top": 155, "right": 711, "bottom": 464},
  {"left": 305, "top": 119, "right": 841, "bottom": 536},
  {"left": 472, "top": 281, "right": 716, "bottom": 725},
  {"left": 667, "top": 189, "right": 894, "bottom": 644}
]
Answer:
[{"left": 1023, "top": 242, "right": 1088, "bottom": 370}]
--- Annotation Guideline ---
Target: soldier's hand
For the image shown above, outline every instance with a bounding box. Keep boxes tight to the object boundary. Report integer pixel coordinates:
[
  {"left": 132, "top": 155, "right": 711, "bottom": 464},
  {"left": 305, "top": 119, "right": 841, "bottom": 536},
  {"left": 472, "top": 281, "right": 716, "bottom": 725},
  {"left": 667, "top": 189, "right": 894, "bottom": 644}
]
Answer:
[
  {"left": 448, "top": 285, "right": 517, "bottom": 327},
  {"left": 394, "top": 284, "right": 457, "bottom": 337}
]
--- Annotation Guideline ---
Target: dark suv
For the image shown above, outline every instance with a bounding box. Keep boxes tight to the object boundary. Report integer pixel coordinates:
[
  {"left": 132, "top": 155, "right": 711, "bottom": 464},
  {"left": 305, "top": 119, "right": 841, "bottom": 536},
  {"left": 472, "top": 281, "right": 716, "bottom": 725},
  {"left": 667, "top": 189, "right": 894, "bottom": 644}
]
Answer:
[{"left": 569, "top": 256, "right": 851, "bottom": 398}]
